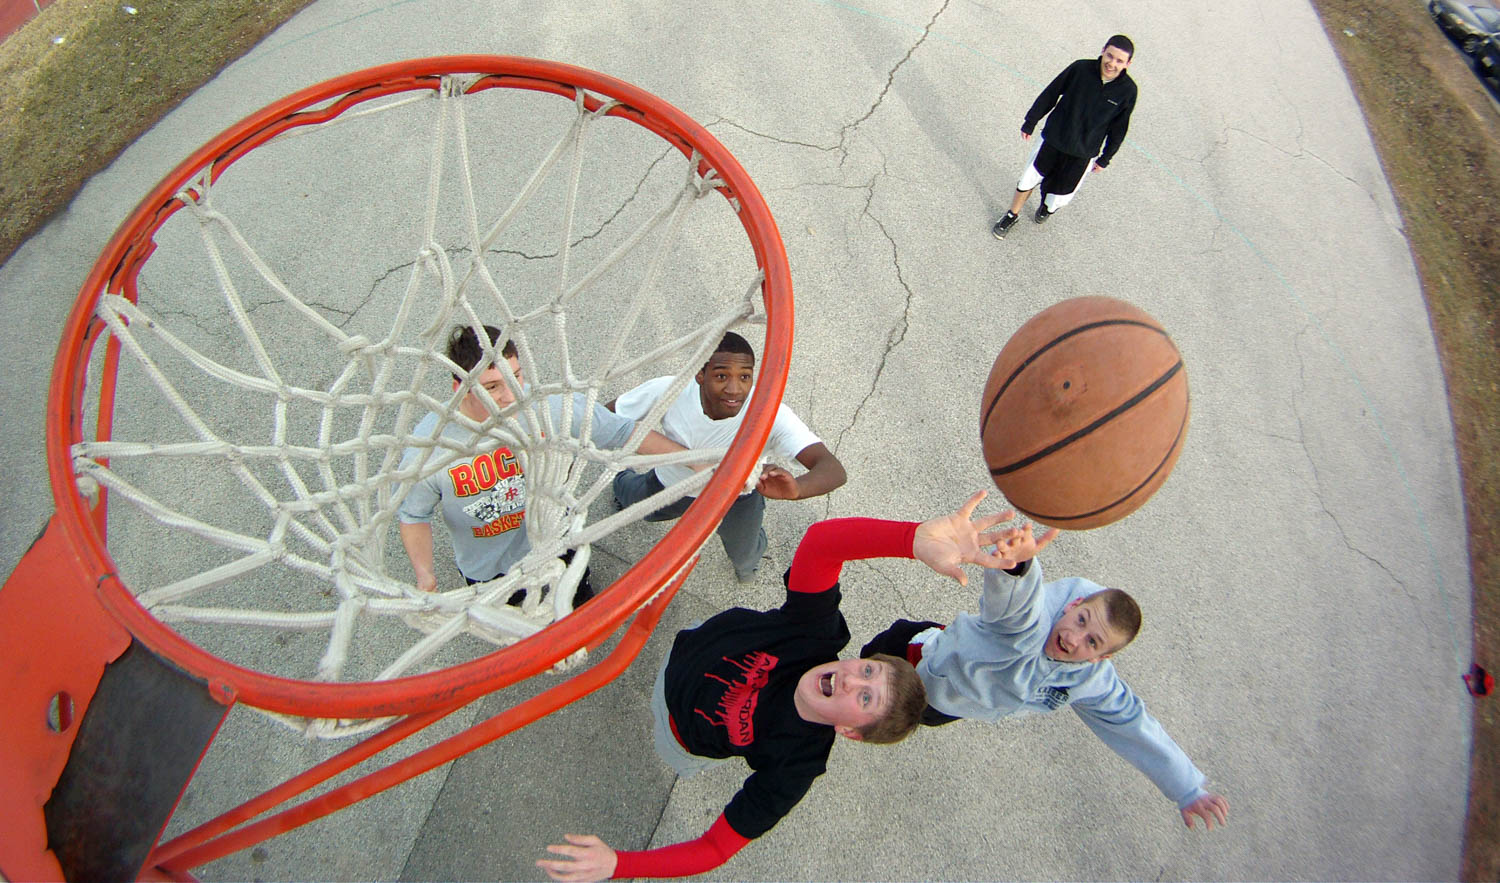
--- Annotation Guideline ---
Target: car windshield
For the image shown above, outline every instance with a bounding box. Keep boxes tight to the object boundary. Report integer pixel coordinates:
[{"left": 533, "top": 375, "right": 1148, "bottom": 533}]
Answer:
[{"left": 1472, "top": 6, "right": 1500, "bottom": 29}]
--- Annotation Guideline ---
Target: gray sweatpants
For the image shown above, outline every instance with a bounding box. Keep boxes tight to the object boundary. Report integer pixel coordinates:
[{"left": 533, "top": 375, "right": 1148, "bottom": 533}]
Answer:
[{"left": 651, "top": 651, "right": 727, "bottom": 778}]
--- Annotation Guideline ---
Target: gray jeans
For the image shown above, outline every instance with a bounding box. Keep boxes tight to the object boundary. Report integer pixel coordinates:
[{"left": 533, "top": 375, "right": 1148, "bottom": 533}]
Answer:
[{"left": 613, "top": 469, "right": 768, "bottom": 580}]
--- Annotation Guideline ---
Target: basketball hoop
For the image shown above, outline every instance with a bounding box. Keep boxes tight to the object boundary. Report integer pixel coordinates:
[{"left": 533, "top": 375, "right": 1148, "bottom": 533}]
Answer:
[{"left": 17, "top": 56, "right": 792, "bottom": 724}]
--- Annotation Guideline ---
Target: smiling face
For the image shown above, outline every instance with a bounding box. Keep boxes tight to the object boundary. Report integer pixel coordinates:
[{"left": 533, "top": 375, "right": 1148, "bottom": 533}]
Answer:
[
  {"left": 1099, "top": 43, "right": 1132, "bottom": 80},
  {"left": 455, "top": 354, "right": 522, "bottom": 421},
  {"left": 1044, "top": 596, "right": 1126, "bottom": 663},
  {"left": 696, "top": 351, "right": 755, "bottom": 420},
  {"left": 793, "top": 657, "right": 893, "bottom": 739}
]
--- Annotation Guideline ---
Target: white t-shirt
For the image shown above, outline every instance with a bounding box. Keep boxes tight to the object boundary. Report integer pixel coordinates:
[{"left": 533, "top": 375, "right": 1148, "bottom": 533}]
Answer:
[{"left": 612, "top": 376, "right": 821, "bottom": 491}]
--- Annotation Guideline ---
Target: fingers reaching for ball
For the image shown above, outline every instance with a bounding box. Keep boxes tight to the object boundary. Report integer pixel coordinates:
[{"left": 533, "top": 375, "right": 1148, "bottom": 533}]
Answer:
[
  {"left": 914, "top": 492, "right": 1061, "bottom": 583},
  {"left": 976, "top": 521, "right": 1059, "bottom": 569}
]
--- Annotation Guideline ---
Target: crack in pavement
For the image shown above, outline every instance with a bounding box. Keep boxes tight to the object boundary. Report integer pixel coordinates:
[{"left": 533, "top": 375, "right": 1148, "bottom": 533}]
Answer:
[
  {"left": 823, "top": 0, "right": 947, "bottom": 457},
  {"left": 836, "top": 0, "right": 951, "bottom": 160},
  {"left": 1221, "top": 126, "right": 1378, "bottom": 204},
  {"left": 833, "top": 153, "right": 917, "bottom": 463},
  {"left": 362, "top": 143, "right": 677, "bottom": 317},
  {"left": 1290, "top": 329, "right": 1433, "bottom": 636},
  {"left": 707, "top": 117, "right": 839, "bottom": 153},
  {"left": 852, "top": 558, "right": 922, "bottom": 620},
  {"left": 489, "top": 146, "right": 674, "bottom": 259},
  {"left": 698, "top": 4, "right": 948, "bottom": 482}
]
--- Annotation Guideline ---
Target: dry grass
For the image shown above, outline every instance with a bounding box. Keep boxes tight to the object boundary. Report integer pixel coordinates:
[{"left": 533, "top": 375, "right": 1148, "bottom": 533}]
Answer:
[
  {"left": 0, "top": 0, "right": 313, "bottom": 265},
  {"left": 0, "top": 0, "right": 1495, "bottom": 877}
]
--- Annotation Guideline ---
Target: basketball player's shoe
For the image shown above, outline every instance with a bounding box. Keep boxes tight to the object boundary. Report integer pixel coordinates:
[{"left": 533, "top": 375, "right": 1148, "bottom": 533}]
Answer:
[
  {"left": 1033, "top": 204, "right": 1053, "bottom": 224},
  {"left": 991, "top": 212, "right": 1019, "bottom": 239}
]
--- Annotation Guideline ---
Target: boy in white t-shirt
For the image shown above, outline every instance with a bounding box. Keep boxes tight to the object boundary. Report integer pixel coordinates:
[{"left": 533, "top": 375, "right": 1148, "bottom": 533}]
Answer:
[{"left": 608, "top": 332, "right": 846, "bottom": 582}]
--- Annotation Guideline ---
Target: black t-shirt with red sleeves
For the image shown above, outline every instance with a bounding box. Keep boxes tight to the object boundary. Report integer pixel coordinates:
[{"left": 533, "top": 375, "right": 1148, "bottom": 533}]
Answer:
[{"left": 663, "top": 583, "right": 849, "bottom": 840}]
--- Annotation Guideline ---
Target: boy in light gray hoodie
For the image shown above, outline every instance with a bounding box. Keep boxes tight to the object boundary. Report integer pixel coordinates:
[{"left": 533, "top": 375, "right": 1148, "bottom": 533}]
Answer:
[{"left": 862, "top": 491, "right": 1230, "bottom": 831}]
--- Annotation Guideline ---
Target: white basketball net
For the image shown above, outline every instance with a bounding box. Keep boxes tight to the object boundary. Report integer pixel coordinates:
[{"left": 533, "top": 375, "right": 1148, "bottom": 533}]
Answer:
[{"left": 70, "top": 71, "right": 770, "bottom": 737}]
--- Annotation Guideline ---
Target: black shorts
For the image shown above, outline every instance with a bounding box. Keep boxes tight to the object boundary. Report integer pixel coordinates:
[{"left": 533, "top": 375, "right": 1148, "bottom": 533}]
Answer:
[{"left": 1030, "top": 139, "right": 1091, "bottom": 198}]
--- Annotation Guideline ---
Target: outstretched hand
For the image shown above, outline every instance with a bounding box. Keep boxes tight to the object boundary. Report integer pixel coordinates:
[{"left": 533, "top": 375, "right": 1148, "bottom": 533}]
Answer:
[
  {"left": 756, "top": 463, "right": 801, "bottom": 500},
  {"left": 912, "top": 490, "right": 1059, "bottom": 586},
  {"left": 1180, "top": 793, "right": 1230, "bottom": 831},
  {"left": 537, "top": 834, "right": 617, "bottom": 882}
]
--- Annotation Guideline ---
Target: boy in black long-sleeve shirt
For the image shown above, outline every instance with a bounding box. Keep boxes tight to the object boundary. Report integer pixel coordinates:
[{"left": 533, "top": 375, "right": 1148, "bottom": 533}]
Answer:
[
  {"left": 993, "top": 35, "right": 1138, "bottom": 238},
  {"left": 537, "top": 494, "right": 1036, "bottom": 881}
]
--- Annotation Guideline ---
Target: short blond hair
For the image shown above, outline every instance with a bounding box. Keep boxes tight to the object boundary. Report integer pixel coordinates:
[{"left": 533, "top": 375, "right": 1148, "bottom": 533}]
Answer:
[{"left": 1091, "top": 587, "right": 1142, "bottom": 650}]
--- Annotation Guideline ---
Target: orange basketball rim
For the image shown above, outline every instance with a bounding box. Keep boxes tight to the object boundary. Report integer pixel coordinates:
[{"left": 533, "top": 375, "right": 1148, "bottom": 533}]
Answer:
[{"left": 0, "top": 56, "right": 792, "bottom": 881}]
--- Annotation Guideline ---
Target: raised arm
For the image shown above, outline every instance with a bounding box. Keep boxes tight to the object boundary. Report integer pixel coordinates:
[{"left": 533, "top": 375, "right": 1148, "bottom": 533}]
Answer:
[
  {"left": 912, "top": 490, "right": 1057, "bottom": 586},
  {"left": 786, "top": 517, "right": 918, "bottom": 593},
  {"left": 538, "top": 814, "right": 750, "bottom": 881},
  {"left": 784, "top": 490, "right": 1052, "bottom": 593}
]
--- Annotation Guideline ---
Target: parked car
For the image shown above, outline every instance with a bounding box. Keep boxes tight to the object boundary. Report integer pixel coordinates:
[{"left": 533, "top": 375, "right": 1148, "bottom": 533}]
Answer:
[
  {"left": 1430, "top": 0, "right": 1500, "bottom": 54},
  {"left": 1477, "top": 33, "right": 1500, "bottom": 85}
]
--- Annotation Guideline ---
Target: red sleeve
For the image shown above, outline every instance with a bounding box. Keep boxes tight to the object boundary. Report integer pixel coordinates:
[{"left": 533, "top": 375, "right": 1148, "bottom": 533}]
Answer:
[
  {"left": 786, "top": 518, "right": 918, "bottom": 593},
  {"left": 611, "top": 813, "right": 750, "bottom": 879}
]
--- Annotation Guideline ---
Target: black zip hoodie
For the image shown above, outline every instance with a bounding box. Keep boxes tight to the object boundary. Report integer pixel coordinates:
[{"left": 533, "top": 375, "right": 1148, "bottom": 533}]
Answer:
[{"left": 1021, "top": 57, "right": 1137, "bottom": 167}]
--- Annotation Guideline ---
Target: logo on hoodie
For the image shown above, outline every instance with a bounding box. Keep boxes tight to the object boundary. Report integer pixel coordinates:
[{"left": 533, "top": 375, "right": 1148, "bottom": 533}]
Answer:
[
  {"left": 1036, "top": 685, "right": 1071, "bottom": 710},
  {"left": 696, "top": 651, "right": 779, "bottom": 746}
]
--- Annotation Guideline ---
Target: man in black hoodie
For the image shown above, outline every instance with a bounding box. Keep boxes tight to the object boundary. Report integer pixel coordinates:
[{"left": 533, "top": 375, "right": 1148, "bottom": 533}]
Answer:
[{"left": 993, "top": 35, "right": 1137, "bottom": 238}]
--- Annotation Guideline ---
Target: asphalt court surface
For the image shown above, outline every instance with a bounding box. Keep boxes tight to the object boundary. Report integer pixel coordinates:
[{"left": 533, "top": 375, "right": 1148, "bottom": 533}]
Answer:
[{"left": 0, "top": 0, "right": 1474, "bottom": 879}]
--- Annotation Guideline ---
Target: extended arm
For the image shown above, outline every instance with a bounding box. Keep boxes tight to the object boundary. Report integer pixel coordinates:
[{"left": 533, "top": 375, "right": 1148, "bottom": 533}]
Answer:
[
  {"left": 787, "top": 517, "right": 918, "bottom": 592},
  {"left": 399, "top": 521, "right": 438, "bottom": 592},
  {"left": 604, "top": 380, "right": 696, "bottom": 461},
  {"left": 912, "top": 490, "right": 1057, "bottom": 586},
  {"left": 787, "top": 490, "right": 1049, "bottom": 592},
  {"left": 1073, "top": 678, "right": 1228, "bottom": 828},
  {"left": 756, "top": 442, "right": 847, "bottom": 501},
  {"left": 538, "top": 813, "right": 750, "bottom": 881},
  {"left": 1181, "top": 793, "right": 1230, "bottom": 830}
]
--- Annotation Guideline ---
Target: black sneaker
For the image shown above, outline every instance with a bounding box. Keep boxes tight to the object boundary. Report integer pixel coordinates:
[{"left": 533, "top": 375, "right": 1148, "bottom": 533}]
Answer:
[
  {"left": 991, "top": 212, "right": 1018, "bottom": 239},
  {"left": 1033, "top": 204, "right": 1052, "bottom": 224}
]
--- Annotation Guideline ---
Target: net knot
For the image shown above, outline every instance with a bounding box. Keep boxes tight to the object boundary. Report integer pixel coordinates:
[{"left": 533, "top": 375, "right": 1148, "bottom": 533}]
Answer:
[
  {"left": 75, "top": 470, "right": 100, "bottom": 505},
  {"left": 338, "top": 334, "right": 377, "bottom": 356}
]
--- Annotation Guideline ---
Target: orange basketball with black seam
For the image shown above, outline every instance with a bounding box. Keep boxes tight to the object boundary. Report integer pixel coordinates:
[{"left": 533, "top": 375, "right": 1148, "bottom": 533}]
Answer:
[{"left": 980, "top": 296, "right": 1189, "bottom": 529}]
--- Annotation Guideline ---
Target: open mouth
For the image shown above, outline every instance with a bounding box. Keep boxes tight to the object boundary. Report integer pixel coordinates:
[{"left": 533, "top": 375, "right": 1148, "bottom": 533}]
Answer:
[{"left": 820, "top": 671, "right": 835, "bottom": 697}]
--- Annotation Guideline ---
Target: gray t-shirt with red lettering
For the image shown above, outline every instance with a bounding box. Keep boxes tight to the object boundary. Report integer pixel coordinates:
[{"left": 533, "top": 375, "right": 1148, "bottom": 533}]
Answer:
[{"left": 397, "top": 394, "right": 635, "bottom": 581}]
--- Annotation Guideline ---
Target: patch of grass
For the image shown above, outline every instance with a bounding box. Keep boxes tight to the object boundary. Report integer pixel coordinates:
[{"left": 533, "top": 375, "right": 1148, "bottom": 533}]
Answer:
[
  {"left": 0, "top": 0, "right": 313, "bottom": 265},
  {"left": 0, "top": 0, "right": 1495, "bottom": 878},
  {"left": 1306, "top": 1, "right": 1500, "bottom": 880}
]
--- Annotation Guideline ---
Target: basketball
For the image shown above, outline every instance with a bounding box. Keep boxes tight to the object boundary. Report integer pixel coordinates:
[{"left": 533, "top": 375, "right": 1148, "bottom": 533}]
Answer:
[{"left": 980, "top": 296, "right": 1189, "bottom": 530}]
